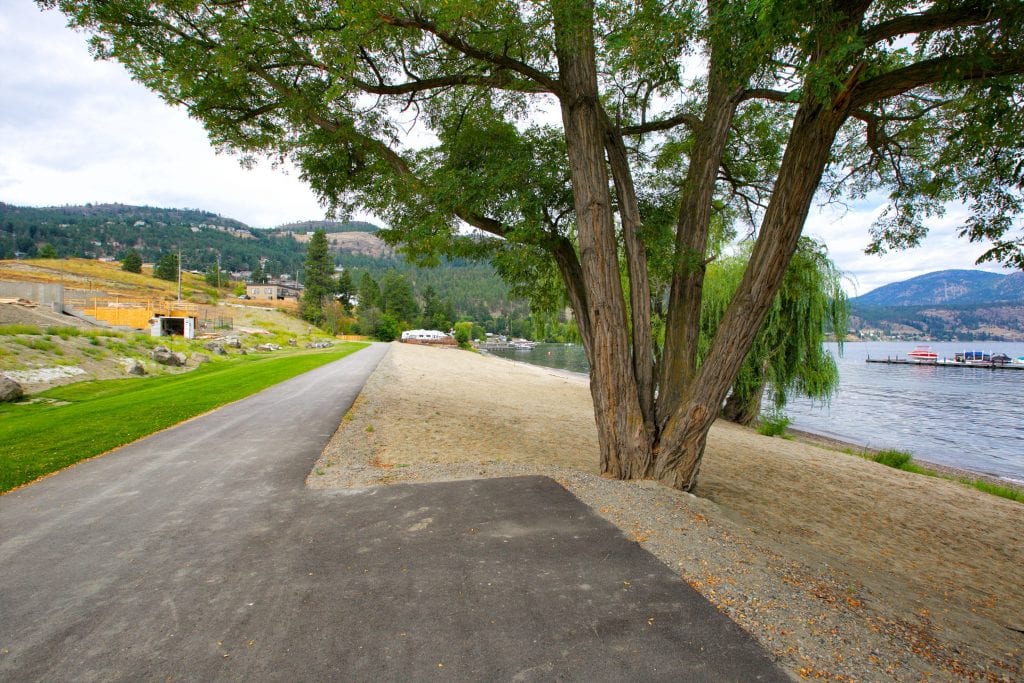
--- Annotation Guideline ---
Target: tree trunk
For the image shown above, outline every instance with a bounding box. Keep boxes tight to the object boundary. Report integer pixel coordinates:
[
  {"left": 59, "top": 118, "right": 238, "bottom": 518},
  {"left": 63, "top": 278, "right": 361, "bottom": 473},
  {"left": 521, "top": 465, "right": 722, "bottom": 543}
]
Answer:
[
  {"left": 605, "top": 125, "right": 656, "bottom": 437},
  {"left": 657, "top": 66, "right": 743, "bottom": 426},
  {"left": 653, "top": 102, "right": 848, "bottom": 489},
  {"left": 721, "top": 384, "right": 765, "bottom": 426},
  {"left": 552, "top": 0, "right": 652, "bottom": 478}
]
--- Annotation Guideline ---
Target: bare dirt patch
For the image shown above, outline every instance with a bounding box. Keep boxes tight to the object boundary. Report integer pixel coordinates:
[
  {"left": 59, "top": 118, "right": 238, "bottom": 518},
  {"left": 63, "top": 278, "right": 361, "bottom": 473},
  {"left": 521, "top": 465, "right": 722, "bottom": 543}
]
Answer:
[{"left": 311, "top": 342, "right": 1024, "bottom": 682}]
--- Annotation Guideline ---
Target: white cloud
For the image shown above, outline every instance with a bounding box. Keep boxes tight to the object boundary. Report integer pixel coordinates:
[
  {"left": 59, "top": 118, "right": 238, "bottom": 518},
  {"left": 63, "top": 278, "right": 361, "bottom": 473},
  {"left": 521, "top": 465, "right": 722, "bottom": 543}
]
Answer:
[
  {"left": 0, "top": 0, "right": 327, "bottom": 228},
  {"left": 805, "top": 197, "right": 1012, "bottom": 297}
]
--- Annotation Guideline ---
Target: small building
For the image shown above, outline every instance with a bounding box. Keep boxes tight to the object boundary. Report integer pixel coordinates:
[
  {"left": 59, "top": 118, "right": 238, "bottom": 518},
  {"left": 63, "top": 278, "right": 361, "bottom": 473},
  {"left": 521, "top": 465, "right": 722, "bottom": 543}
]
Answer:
[
  {"left": 400, "top": 329, "right": 455, "bottom": 345},
  {"left": 246, "top": 282, "right": 302, "bottom": 301},
  {"left": 150, "top": 315, "right": 196, "bottom": 339}
]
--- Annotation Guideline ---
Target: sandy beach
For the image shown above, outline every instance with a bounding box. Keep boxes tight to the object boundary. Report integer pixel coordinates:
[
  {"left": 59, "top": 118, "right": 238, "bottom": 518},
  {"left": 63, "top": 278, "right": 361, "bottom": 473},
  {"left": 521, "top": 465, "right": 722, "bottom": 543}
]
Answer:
[{"left": 310, "top": 342, "right": 1024, "bottom": 681}]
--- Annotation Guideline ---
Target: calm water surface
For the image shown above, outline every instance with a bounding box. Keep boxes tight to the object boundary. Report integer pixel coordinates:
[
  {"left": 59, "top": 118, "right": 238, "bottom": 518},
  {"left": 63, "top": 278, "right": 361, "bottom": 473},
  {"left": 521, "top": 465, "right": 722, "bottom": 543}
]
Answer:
[
  {"left": 489, "top": 341, "right": 1024, "bottom": 482},
  {"left": 786, "top": 341, "right": 1024, "bottom": 483}
]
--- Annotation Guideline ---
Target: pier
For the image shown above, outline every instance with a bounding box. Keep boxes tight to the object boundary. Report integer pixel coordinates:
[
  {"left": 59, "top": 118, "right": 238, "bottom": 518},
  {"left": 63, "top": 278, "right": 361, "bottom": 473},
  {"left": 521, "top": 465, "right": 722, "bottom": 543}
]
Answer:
[{"left": 866, "top": 356, "right": 1024, "bottom": 371}]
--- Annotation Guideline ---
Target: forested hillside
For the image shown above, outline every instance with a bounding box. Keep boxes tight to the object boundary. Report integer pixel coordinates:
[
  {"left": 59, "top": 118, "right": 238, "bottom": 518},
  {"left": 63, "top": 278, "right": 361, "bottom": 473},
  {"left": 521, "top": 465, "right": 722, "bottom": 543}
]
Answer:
[
  {"left": 0, "top": 202, "right": 537, "bottom": 332},
  {"left": 850, "top": 270, "right": 1024, "bottom": 341},
  {"left": 0, "top": 202, "right": 303, "bottom": 273}
]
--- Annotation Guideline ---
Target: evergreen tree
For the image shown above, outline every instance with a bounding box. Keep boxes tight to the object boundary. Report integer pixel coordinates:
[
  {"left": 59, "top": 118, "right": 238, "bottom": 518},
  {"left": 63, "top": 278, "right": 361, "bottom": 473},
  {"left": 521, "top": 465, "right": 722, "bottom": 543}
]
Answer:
[
  {"left": 204, "top": 262, "right": 223, "bottom": 288},
  {"left": 154, "top": 252, "right": 178, "bottom": 282},
  {"left": 420, "top": 285, "right": 450, "bottom": 330},
  {"left": 301, "top": 229, "right": 334, "bottom": 325},
  {"left": 250, "top": 262, "right": 267, "bottom": 284},
  {"left": 121, "top": 249, "right": 142, "bottom": 273},
  {"left": 379, "top": 269, "right": 418, "bottom": 325},
  {"left": 336, "top": 269, "right": 354, "bottom": 313},
  {"left": 357, "top": 272, "right": 380, "bottom": 310},
  {"left": 37, "top": 243, "right": 58, "bottom": 258}
]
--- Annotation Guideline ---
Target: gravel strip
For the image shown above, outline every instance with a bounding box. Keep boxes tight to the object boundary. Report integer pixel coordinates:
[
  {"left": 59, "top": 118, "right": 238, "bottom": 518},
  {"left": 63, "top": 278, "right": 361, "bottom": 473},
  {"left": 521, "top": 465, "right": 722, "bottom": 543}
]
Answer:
[{"left": 309, "top": 345, "right": 1022, "bottom": 682}]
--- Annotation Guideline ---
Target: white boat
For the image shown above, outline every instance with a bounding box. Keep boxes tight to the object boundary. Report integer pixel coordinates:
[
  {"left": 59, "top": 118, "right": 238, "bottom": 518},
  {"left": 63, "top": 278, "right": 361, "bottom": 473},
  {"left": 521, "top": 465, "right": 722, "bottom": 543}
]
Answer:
[{"left": 907, "top": 345, "right": 938, "bottom": 361}]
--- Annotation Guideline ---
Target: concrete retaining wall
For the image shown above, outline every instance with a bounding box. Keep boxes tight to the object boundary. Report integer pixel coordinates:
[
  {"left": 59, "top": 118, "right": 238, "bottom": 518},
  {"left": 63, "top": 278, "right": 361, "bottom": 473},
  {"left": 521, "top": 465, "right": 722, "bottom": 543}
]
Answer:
[{"left": 0, "top": 282, "right": 65, "bottom": 311}]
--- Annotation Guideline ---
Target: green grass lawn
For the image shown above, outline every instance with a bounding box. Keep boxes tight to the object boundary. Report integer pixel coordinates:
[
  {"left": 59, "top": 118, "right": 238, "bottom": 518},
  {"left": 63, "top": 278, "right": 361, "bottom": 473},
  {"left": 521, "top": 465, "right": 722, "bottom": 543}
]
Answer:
[{"left": 0, "top": 343, "right": 368, "bottom": 493}]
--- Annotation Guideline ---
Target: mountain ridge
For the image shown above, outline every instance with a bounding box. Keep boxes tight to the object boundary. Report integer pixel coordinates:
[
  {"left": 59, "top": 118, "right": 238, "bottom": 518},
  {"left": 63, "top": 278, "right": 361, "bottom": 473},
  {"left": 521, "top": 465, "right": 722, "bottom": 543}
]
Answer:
[
  {"left": 850, "top": 269, "right": 1024, "bottom": 341},
  {"left": 853, "top": 269, "right": 1024, "bottom": 307}
]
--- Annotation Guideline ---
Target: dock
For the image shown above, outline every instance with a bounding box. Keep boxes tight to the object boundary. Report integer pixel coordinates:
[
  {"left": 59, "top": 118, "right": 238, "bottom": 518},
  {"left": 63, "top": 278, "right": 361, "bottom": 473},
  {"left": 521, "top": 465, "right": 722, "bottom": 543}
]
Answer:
[{"left": 866, "top": 356, "right": 1024, "bottom": 371}]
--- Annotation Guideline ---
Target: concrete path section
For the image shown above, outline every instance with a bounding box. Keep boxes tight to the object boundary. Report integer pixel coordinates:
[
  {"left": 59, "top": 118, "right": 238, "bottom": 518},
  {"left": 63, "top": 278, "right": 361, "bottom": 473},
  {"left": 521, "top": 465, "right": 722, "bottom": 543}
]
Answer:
[{"left": 1, "top": 343, "right": 787, "bottom": 681}]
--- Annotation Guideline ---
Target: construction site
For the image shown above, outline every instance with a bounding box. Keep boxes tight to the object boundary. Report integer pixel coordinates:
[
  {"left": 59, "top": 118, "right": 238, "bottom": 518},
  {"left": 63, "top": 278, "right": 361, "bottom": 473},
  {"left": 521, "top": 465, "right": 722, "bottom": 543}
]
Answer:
[{"left": 1, "top": 283, "right": 231, "bottom": 339}]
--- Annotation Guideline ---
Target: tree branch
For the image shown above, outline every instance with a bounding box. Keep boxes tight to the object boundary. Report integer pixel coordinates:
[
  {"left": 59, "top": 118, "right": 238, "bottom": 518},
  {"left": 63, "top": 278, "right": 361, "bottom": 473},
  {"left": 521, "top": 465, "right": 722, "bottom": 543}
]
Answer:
[
  {"left": 377, "top": 12, "right": 562, "bottom": 95},
  {"left": 740, "top": 88, "right": 797, "bottom": 104},
  {"left": 350, "top": 72, "right": 549, "bottom": 96},
  {"left": 862, "top": 3, "right": 1002, "bottom": 47},
  {"left": 620, "top": 110, "right": 702, "bottom": 136},
  {"left": 250, "top": 66, "right": 510, "bottom": 241},
  {"left": 852, "top": 52, "right": 1024, "bottom": 108}
]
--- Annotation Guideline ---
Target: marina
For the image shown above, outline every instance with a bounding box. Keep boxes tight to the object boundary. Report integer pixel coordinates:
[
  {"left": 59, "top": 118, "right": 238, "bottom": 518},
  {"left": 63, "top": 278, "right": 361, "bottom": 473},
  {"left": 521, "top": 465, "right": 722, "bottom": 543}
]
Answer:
[{"left": 866, "top": 356, "right": 1024, "bottom": 370}]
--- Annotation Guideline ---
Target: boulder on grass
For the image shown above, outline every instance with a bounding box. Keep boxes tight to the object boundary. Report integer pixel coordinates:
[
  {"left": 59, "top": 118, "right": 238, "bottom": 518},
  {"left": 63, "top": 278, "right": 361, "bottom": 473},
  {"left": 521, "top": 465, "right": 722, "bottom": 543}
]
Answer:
[
  {"left": 204, "top": 341, "right": 226, "bottom": 355},
  {"left": 151, "top": 346, "right": 185, "bottom": 367},
  {"left": 125, "top": 359, "right": 146, "bottom": 376},
  {"left": 224, "top": 336, "right": 241, "bottom": 349},
  {"left": 0, "top": 376, "right": 24, "bottom": 402},
  {"left": 192, "top": 353, "right": 211, "bottom": 365}
]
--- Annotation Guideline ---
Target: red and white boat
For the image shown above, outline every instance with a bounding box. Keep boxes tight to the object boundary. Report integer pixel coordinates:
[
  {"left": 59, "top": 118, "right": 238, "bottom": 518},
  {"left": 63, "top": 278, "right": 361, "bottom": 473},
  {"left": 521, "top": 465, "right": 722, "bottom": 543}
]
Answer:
[{"left": 907, "top": 345, "right": 938, "bottom": 361}]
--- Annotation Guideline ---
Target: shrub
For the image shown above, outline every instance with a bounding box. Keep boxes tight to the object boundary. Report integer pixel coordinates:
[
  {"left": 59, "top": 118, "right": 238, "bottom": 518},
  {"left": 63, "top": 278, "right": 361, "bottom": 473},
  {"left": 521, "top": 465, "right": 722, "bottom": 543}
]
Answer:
[
  {"left": 757, "top": 412, "right": 791, "bottom": 437},
  {"left": 373, "top": 314, "right": 400, "bottom": 342},
  {"left": 453, "top": 321, "right": 473, "bottom": 349},
  {"left": 873, "top": 449, "right": 913, "bottom": 469},
  {"left": 121, "top": 249, "right": 143, "bottom": 274}
]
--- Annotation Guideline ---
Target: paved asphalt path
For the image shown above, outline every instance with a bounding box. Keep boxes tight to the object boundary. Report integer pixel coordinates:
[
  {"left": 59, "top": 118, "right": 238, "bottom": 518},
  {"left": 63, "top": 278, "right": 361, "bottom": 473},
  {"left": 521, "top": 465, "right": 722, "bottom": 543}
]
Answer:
[{"left": 1, "top": 343, "right": 787, "bottom": 681}]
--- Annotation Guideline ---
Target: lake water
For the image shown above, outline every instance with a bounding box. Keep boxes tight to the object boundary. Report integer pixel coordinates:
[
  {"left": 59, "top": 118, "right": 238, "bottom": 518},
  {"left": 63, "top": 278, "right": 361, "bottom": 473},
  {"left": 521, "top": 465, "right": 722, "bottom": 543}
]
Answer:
[{"left": 488, "top": 341, "right": 1024, "bottom": 483}]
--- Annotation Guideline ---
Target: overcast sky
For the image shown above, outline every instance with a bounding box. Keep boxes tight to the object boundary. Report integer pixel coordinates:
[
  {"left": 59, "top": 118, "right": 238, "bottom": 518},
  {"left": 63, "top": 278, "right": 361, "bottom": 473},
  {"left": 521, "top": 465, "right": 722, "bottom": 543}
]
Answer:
[{"left": 1, "top": 0, "right": 1013, "bottom": 295}]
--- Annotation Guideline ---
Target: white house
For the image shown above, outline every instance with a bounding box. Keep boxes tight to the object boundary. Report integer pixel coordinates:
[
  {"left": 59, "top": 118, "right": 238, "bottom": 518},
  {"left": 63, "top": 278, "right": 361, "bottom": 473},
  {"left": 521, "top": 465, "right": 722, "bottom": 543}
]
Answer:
[{"left": 400, "top": 329, "right": 452, "bottom": 343}]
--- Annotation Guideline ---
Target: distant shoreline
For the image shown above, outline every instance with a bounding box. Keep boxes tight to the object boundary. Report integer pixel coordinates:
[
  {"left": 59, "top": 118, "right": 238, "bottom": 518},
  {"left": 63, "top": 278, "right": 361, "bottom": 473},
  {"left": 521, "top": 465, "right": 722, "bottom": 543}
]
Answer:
[{"left": 786, "top": 427, "right": 1024, "bottom": 490}]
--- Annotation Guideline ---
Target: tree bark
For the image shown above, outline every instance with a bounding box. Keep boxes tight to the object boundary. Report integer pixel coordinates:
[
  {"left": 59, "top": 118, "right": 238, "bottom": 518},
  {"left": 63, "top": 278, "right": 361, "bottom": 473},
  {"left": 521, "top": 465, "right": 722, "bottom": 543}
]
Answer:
[
  {"left": 656, "top": 101, "right": 848, "bottom": 489},
  {"left": 552, "top": 0, "right": 652, "bottom": 478},
  {"left": 721, "top": 384, "right": 765, "bottom": 426},
  {"left": 657, "top": 63, "right": 743, "bottom": 426},
  {"left": 605, "top": 126, "right": 656, "bottom": 438}
]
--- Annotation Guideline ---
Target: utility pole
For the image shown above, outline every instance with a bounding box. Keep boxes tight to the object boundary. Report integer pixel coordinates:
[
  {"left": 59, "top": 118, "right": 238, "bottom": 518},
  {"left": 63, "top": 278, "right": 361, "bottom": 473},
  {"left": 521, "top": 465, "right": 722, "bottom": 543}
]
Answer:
[{"left": 216, "top": 252, "right": 221, "bottom": 290}]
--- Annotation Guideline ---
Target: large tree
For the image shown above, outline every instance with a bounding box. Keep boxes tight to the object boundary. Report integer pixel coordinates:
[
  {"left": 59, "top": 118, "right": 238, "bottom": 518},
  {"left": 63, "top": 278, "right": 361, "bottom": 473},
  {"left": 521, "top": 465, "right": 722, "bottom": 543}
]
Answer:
[
  {"left": 379, "top": 269, "right": 420, "bottom": 325},
  {"left": 301, "top": 229, "right": 334, "bottom": 324},
  {"left": 154, "top": 252, "right": 178, "bottom": 282},
  {"left": 47, "top": 0, "right": 1024, "bottom": 490}
]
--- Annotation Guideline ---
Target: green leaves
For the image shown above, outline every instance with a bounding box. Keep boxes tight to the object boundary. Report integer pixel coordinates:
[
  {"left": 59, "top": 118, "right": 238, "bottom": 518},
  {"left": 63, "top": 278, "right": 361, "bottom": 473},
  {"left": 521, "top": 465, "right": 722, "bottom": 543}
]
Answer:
[{"left": 705, "top": 238, "right": 847, "bottom": 421}]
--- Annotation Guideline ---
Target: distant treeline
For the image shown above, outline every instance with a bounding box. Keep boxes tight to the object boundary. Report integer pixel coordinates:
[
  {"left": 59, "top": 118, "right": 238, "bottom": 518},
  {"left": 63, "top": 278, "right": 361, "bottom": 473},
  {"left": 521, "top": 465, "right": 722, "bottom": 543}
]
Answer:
[
  {"left": 1, "top": 202, "right": 559, "bottom": 338},
  {"left": 851, "top": 302, "right": 1024, "bottom": 341},
  {"left": 0, "top": 203, "right": 305, "bottom": 273}
]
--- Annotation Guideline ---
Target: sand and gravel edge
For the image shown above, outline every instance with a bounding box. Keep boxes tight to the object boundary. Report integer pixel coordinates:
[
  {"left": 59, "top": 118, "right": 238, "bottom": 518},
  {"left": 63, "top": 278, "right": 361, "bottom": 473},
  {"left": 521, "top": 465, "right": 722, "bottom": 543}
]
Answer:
[{"left": 309, "top": 343, "right": 1023, "bottom": 682}]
